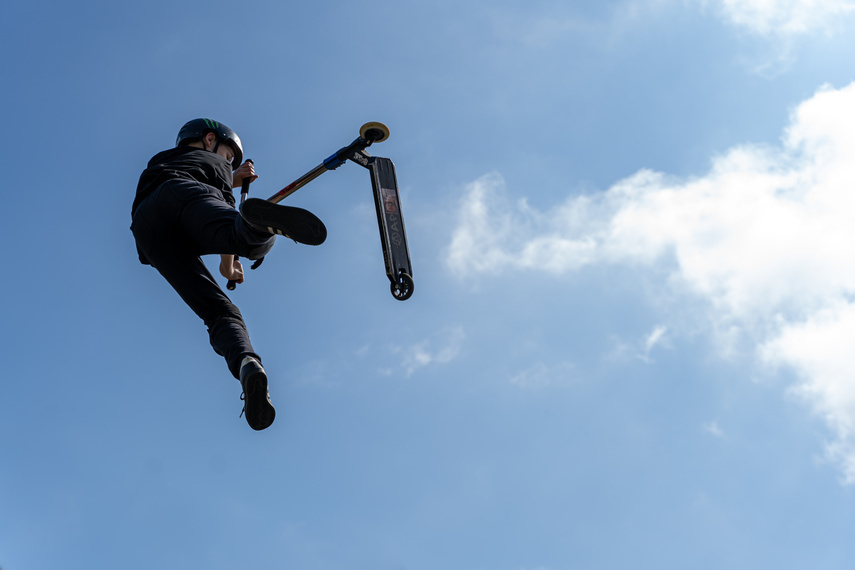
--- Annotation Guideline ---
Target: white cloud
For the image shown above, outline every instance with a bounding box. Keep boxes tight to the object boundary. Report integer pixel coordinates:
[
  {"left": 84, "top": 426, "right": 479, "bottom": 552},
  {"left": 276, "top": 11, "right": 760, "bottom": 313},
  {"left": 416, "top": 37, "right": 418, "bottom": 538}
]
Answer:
[
  {"left": 761, "top": 302, "right": 855, "bottom": 482},
  {"left": 640, "top": 325, "right": 670, "bottom": 363},
  {"left": 510, "top": 361, "right": 576, "bottom": 389},
  {"left": 446, "top": 82, "right": 855, "bottom": 481},
  {"left": 695, "top": 0, "right": 855, "bottom": 74},
  {"left": 707, "top": 0, "right": 855, "bottom": 36},
  {"left": 395, "top": 327, "right": 466, "bottom": 377},
  {"left": 606, "top": 326, "right": 672, "bottom": 363},
  {"left": 704, "top": 420, "right": 726, "bottom": 438},
  {"left": 446, "top": 174, "right": 600, "bottom": 277}
]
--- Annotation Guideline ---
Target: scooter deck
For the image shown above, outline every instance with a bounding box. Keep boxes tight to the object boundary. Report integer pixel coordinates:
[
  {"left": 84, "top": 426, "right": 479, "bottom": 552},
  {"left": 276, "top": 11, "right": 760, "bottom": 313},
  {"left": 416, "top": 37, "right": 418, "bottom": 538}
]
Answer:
[{"left": 359, "top": 153, "right": 413, "bottom": 300}]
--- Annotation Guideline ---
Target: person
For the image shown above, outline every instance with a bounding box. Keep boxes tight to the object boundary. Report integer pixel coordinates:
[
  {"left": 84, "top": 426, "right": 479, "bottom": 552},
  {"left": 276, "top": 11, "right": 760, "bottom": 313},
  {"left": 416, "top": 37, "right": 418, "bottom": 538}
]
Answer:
[{"left": 131, "top": 118, "right": 326, "bottom": 431}]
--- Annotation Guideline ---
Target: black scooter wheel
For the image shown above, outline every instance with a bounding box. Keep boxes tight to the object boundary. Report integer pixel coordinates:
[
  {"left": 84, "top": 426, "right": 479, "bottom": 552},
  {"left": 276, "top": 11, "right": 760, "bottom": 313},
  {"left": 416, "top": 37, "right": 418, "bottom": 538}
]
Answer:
[{"left": 391, "top": 272, "right": 414, "bottom": 301}]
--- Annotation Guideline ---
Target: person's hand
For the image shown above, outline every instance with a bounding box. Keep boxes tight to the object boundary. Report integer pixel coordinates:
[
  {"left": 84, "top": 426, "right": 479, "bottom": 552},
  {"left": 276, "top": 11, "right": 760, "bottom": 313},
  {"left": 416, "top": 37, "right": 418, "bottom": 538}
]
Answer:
[
  {"left": 219, "top": 255, "right": 245, "bottom": 283},
  {"left": 233, "top": 160, "right": 259, "bottom": 188}
]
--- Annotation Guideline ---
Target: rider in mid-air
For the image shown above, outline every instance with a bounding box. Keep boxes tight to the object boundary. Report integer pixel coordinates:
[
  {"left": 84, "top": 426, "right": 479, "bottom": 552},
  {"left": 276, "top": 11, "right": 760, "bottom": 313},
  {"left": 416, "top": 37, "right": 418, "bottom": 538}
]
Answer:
[{"left": 131, "top": 118, "right": 326, "bottom": 431}]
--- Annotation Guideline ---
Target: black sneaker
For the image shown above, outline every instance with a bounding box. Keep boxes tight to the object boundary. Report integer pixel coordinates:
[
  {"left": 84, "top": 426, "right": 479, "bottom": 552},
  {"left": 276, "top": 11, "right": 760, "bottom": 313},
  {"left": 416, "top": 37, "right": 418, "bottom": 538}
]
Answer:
[
  {"left": 240, "top": 198, "right": 327, "bottom": 246},
  {"left": 239, "top": 356, "right": 276, "bottom": 431}
]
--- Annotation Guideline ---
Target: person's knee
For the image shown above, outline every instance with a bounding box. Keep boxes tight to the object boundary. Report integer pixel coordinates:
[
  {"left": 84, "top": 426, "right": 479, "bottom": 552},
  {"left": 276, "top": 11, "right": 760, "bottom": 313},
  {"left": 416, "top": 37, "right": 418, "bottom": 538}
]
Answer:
[
  {"left": 206, "top": 301, "right": 245, "bottom": 331},
  {"left": 233, "top": 215, "right": 275, "bottom": 260},
  {"left": 245, "top": 238, "right": 274, "bottom": 260}
]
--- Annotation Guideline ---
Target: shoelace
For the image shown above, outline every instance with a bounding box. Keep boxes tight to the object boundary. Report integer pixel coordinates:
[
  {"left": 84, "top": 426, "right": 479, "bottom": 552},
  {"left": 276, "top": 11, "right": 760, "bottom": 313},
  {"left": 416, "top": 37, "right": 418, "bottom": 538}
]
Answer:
[{"left": 238, "top": 379, "right": 272, "bottom": 419}]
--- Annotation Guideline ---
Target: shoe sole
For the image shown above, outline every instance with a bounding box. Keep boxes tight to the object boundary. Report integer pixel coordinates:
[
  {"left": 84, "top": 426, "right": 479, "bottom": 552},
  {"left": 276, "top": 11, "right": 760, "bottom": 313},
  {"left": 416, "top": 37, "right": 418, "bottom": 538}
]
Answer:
[
  {"left": 243, "top": 368, "right": 276, "bottom": 431},
  {"left": 242, "top": 199, "right": 327, "bottom": 246}
]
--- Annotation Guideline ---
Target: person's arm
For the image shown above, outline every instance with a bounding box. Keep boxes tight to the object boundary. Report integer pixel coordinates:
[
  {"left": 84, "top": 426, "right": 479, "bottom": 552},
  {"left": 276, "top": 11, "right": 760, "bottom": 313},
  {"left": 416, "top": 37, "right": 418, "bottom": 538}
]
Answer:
[
  {"left": 219, "top": 255, "right": 244, "bottom": 283},
  {"left": 224, "top": 161, "right": 256, "bottom": 285}
]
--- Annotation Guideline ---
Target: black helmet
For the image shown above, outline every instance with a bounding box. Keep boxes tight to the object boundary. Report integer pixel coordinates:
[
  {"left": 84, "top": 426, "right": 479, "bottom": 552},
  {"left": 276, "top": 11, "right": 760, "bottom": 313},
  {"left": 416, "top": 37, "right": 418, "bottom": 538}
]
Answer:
[{"left": 176, "top": 118, "right": 243, "bottom": 168}]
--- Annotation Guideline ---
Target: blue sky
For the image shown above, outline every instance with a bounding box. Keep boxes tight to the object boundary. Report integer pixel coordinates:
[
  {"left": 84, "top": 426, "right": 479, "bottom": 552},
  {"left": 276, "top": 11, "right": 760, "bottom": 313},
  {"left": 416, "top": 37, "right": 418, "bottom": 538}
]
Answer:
[{"left": 5, "top": 0, "right": 855, "bottom": 568}]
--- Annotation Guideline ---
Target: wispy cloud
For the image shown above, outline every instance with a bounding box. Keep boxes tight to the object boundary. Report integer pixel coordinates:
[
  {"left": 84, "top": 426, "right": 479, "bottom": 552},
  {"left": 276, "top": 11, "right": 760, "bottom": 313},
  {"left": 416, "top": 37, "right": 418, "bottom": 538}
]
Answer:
[
  {"left": 510, "top": 361, "right": 576, "bottom": 389},
  {"left": 704, "top": 420, "right": 726, "bottom": 438},
  {"left": 394, "top": 326, "right": 466, "bottom": 377},
  {"left": 640, "top": 325, "right": 670, "bottom": 363},
  {"left": 606, "top": 326, "right": 672, "bottom": 364},
  {"left": 446, "top": 174, "right": 599, "bottom": 277},
  {"left": 701, "top": 0, "right": 855, "bottom": 72},
  {"left": 707, "top": 0, "right": 855, "bottom": 37},
  {"left": 483, "top": 1, "right": 855, "bottom": 77},
  {"left": 446, "top": 81, "right": 855, "bottom": 481}
]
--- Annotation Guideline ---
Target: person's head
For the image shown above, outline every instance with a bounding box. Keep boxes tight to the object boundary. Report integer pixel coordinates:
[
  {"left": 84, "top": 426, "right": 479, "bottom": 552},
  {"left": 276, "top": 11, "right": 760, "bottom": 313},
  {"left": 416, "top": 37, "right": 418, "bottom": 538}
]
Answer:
[{"left": 176, "top": 118, "right": 243, "bottom": 169}]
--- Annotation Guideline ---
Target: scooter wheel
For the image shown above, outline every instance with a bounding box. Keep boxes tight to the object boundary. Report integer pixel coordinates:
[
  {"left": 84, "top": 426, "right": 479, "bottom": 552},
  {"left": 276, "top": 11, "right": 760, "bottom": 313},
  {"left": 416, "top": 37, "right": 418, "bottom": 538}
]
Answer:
[
  {"left": 360, "top": 121, "right": 390, "bottom": 143},
  {"left": 391, "top": 271, "right": 414, "bottom": 301}
]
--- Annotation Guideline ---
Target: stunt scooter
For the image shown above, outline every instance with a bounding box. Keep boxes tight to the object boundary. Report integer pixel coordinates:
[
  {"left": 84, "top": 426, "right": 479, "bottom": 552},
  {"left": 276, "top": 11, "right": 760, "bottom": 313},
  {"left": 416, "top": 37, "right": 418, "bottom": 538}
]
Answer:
[{"left": 228, "top": 122, "right": 414, "bottom": 301}]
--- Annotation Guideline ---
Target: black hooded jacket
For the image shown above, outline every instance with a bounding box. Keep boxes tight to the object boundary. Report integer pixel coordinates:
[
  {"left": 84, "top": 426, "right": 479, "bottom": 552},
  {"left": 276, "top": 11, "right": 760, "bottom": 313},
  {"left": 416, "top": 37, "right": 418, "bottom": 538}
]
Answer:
[
  {"left": 131, "top": 146, "right": 236, "bottom": 264},
  {"left": 132, "top": 146, "right": 235, "bottom": 218}
]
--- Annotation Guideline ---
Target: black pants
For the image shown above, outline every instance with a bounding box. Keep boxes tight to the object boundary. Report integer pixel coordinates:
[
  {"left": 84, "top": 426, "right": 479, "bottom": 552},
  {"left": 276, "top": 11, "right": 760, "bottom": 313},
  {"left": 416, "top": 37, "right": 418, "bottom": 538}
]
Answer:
[{"left": 131, "top": 179, "right": 275, "bottom": 378}]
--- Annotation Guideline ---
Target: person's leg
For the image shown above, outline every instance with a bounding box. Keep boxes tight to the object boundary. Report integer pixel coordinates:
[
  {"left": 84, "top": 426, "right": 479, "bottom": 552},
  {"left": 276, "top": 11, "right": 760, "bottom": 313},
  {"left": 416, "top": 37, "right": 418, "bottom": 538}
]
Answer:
[
  {"left": 159, "top": 180, "right": 325, "bottom": 258},
  {"left": 170, "top": 180, "right": 277, "bottom": 260},
  {"left": 132, "top": 186, "right": 261, "bottom": 378}
]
